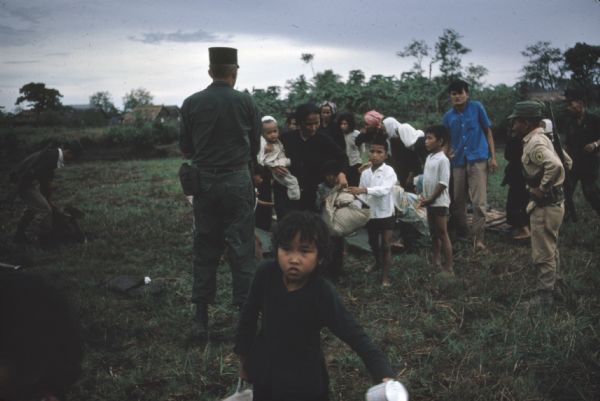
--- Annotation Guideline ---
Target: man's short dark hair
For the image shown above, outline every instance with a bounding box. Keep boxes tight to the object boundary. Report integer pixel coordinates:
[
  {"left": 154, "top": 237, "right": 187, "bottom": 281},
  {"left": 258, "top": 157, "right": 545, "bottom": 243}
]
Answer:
[
  {"left": 448, "top": 79, "right": 469, "bottom": 94},
  {"left": 272, "top": 211, "right": 331, "bottom": 274},
  {"left": 209, "top": 64, "right": 238, "bottom": 79},
  {"left": 425, "top": 124, "right": 450, "bottom": 147}
]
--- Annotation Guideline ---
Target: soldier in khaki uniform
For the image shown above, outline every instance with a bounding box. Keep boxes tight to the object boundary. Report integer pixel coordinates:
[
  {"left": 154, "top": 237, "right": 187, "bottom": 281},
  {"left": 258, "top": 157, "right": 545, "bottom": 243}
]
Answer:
[{"left": 508, "top": 101, "right": 565, "bottom": 305}]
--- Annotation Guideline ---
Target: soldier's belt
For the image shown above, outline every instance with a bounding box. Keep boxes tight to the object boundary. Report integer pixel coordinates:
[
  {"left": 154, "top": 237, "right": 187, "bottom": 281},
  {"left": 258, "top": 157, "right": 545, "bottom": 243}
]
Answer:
[{"left": 530, "top": 186, "right": 564, "bottom": 207}]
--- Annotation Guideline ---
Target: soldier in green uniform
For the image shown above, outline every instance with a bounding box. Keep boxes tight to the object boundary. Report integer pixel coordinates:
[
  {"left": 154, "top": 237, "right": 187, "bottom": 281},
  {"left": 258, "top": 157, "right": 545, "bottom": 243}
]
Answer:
[
  {"left": 179, "top": 47, "right": 261, "bottom": 338},
  {"left": 508, "top": 101, "right": 565, "bottom": 306},
  {"left": 564, "top": 90, "right": 600, "bottom": 220}
]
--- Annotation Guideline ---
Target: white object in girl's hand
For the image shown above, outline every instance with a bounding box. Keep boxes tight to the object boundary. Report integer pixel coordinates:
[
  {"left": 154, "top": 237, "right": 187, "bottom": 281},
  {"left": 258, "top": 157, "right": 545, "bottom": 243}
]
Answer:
[
  {"left": 221, "top": 378, "right": 252, "bottom": 401},
  {"left": 365, "top": 380, "right": 408, "bottom": 401}
]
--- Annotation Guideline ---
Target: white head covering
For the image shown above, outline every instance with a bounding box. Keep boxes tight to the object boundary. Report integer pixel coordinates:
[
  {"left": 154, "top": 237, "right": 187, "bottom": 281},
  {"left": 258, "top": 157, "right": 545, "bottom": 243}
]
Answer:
[
  {"left": 541, "top": 118, "right": 553, "bottom": 134},
  {"left": 261, "top": 115, "right": 277, "bottom": 123}
]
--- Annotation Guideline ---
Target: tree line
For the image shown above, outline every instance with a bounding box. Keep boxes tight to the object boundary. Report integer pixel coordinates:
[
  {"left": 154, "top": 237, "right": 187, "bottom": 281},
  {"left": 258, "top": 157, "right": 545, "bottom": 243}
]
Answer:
[{"left": 3, "top": 30, "right": 599, "bottom": 134}]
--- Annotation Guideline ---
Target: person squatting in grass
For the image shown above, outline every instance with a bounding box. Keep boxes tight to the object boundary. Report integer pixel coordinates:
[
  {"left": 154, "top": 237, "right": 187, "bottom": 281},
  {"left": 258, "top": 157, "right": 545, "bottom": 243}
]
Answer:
[
  {"left": 235, "top": 211, "right": 394, "bottom": 401},
  {"left": 419, "top": 125, "right": 454, "bottom": 274},
  {"left": 346, "top": 134, "right": 398, "bottom": 287},
  {"left": 9, "top": 140, "right": 83, "bottom": 246}
]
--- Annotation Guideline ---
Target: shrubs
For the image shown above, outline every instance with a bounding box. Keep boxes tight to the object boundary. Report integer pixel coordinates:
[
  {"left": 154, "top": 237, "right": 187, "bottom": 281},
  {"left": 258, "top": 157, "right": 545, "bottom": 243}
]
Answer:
[{"left": 104, "top": 121, "right": 178, "bottom": 149}]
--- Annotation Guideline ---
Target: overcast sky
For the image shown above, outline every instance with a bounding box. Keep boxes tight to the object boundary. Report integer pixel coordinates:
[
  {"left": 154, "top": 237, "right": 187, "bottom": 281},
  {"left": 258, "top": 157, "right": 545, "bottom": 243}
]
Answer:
[{"left": 1, "top": 0, "right": 599, "bottom": 112}]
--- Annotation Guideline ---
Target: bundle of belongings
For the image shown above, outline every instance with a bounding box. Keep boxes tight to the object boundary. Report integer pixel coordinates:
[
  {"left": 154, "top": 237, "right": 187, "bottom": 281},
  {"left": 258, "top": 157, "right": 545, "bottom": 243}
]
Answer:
[
  {"left": 392, "top": 185, "right": 429, "bottom": 238},
  {"left": 322, "top": 189, "right": 370, "bottom": 236}
]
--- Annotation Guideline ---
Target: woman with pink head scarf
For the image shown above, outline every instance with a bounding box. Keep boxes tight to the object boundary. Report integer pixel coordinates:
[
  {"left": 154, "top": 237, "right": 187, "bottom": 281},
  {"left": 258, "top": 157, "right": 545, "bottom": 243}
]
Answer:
[{"left": 360, "top": 110, "right": 427, "bottom": 190}]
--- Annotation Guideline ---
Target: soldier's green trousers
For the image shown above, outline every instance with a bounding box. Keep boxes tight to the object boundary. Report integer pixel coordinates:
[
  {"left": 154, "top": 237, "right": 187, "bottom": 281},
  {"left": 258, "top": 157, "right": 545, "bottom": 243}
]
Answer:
[{"left": 191, "top": 168, "right": 256, "bottom": 308}]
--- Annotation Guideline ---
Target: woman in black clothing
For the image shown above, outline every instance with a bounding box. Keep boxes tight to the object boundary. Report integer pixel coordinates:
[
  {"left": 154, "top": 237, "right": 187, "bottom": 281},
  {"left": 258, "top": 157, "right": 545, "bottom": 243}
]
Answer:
[
  {"left": 273, "top": 103, "right": 348, "bottom": 218},
  {"left": 502, "top": 132, "right": 530, "bottom": 239}
]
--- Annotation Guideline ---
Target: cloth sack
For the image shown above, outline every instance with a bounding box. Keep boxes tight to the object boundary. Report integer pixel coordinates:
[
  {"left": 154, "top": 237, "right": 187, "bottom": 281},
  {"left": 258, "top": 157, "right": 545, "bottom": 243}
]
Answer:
[
  {"left": 322, "top": 189, "right": 370, "bottom": 236},
  {"left": 221, "top": 379, "right": 252, "bottom": 401},
  {"left": 392, "top": 185, "right": 429, "bottom": 238}
]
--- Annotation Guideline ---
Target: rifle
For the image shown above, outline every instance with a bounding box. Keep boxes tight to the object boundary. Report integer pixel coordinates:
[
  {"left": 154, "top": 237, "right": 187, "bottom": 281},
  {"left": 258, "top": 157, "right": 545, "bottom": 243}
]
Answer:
[
  {"left": 527, "top": 91, "right": 576, "bottom": 218},
  {"left": 526, "top": 91, "right": 568, "bottom": 163}
]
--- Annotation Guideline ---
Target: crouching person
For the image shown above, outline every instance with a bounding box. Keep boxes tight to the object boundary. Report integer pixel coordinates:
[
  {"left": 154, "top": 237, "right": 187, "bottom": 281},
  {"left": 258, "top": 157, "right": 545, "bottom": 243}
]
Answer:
[
  {"left": 9, "top": 141, "right": 83, "bottom": 246},
  {"left": 235, "top": 211, "right": 394, "bottom": 401}
]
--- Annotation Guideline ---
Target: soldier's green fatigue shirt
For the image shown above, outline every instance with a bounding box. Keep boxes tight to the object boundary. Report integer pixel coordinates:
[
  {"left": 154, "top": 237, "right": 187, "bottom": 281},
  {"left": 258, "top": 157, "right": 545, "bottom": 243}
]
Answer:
[
  {"left": 521, "top": 127, "right": 565, "bottom": 291},
  {"left": 179, "top": 80, "right": 261, "bottom": 307}
]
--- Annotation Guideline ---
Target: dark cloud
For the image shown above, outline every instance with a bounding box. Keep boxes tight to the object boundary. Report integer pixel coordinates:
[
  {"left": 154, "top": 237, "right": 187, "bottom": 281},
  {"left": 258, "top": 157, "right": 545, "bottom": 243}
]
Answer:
[
  {"left": 129, "top": 29, "right": 223, "bottom": 44},
  {"left": 4, "top": 59, "right": 40, "bottom": 64},
  {"left": 0, "top": 24, "right": 37, "bottom": 46},
  {"left": 45, "top": 52, "right": 71, "bottom": 57}
]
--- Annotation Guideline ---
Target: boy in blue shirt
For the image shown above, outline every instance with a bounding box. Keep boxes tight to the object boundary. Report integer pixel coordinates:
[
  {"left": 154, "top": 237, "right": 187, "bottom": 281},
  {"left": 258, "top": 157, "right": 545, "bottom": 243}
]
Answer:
[{"left": 442, "top": 80, "right": 497, "bottom": 251}]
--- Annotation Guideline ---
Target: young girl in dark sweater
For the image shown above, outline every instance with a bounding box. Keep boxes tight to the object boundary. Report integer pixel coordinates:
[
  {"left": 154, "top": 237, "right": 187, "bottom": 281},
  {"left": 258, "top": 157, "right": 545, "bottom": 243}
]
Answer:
[{"left": 235, "top": 211, "right": 394, "bottom": 401}]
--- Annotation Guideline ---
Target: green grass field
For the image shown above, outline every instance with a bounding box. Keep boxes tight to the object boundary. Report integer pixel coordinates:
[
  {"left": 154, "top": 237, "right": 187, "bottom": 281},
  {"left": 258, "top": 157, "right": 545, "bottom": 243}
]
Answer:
[{"left": 1, "top": 153, "right": 599, "bottom": 401}]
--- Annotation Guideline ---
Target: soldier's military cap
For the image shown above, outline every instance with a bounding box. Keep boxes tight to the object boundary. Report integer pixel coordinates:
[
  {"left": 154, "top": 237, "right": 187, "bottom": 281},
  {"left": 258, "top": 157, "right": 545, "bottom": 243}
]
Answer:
[
  {"left": 507, "top": 101, "right": 544, "bottom": 120},
  {"left": 209, "top": 47, "right": 238, "bottom": 66}
]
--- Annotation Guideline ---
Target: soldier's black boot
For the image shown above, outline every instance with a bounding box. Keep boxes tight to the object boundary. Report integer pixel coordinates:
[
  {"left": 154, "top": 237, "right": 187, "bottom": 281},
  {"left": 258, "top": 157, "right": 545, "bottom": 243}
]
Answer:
[{"left": 191, "top": 304, "right": 208, "bottom": 340}]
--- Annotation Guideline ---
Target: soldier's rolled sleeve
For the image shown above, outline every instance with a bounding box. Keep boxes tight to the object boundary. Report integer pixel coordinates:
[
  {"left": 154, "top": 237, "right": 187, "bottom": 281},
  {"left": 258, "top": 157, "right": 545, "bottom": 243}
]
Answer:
[{"left": 530, "top": 143, "right": 562, "bottom": 191}]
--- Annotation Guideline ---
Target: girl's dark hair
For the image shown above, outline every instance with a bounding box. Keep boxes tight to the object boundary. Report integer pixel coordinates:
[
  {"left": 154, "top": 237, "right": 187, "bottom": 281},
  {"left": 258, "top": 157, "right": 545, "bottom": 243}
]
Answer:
[
  {"left": 272, "top": 211, "right": 331, "bottom": 274},
  {"left": 294, "top": 103, "right": 321, "bottom": 124},
  {"left": 424, "top": 124, "right": 450, "bottom": 146},
  {"left": 336, "top": 111, "right": 356, "bottom": 131},
  {"left": 320, "top": 159, "right": 343, "bottom": 177}
]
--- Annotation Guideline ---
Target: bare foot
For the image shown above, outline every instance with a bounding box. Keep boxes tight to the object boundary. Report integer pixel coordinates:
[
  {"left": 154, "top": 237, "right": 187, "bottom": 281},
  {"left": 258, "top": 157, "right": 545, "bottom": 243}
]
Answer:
[
  {"left": 391, "top": 239, "right": 405, "bottom": 251},
  {"left": 474, "top": 241, "right": 487, "bottom": 252},
  {"left": 513, "top": 226, "right": 531, "bottom": 240},
  {"left": 441, "top": 266, "right": 455, "bottom": 275},
  {"left": 364, "top": 264, "right": 379, "bottom": 273}
]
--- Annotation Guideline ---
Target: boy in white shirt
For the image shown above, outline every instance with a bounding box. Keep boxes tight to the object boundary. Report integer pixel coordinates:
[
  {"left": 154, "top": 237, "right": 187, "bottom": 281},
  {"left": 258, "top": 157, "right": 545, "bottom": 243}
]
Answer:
[
  {"left": 257, "top": 116, "right": 300, "bottom": 200},
  {"left": 419, "top": 125, "right": 453, "bottom": 274},
  {"left": 346, "top": 134, "right": 398, "bottom": 287}
]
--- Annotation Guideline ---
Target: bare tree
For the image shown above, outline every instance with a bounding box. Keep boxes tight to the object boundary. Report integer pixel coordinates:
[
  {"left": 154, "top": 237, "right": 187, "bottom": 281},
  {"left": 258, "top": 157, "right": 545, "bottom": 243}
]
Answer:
[
  {"left": 397, "top": 39, "right": 430, "bottom": 77},
  {"left": 301, "top": 53, "right": 315, "bottom": 77}
]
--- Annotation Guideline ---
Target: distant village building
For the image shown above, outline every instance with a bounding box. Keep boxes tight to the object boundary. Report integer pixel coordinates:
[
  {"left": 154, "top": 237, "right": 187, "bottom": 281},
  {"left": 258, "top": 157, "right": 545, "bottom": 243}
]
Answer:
[
  {"left": 63, "top": 104, "right": 110, "bottom": 126},
  {"left": 123, "top": 105, "right": 180, "bottom": 125}
]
